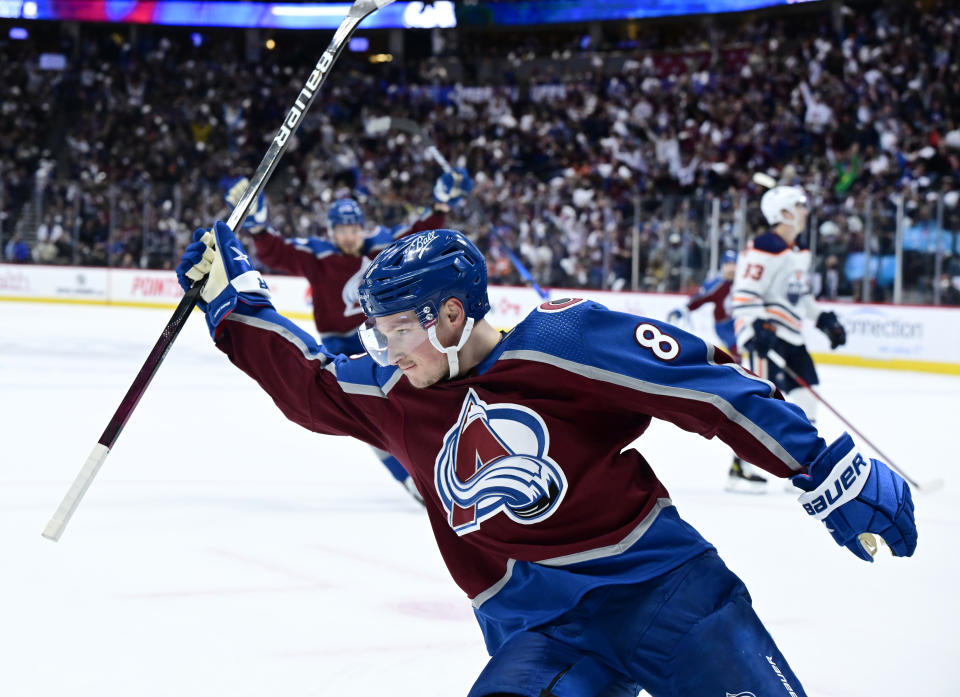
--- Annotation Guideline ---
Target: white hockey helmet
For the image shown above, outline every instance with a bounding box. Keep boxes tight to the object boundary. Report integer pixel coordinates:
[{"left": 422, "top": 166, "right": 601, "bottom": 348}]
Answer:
[{"left": 760, "top": 186, "right": 808, "bottom": 226}]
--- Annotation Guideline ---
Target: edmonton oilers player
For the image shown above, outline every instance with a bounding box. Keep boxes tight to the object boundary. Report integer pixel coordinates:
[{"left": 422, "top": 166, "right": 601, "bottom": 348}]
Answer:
[
  {"left": 177, "top": 223, "right": 916, "bottom": 696},
  {"left": 220, "top": 170, "right": 473, "bottom": 501},
  {"left": 732, "top": 186, "right": 848, "bottom": 490}
]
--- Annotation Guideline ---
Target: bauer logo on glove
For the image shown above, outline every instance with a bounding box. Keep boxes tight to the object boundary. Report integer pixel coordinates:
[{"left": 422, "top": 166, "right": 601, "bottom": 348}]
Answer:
[
  {"left": 798, "top": 450, "right": 870, "bottom": 518},
  {"left": 792, "top": 432, "right": 917, "bottom": 562}
]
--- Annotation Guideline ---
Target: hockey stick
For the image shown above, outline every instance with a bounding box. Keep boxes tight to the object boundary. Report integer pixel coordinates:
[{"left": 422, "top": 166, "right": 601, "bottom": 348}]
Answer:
[
  {"left": 41, "top": 0, "right": 395, "bottom": 543},
  {"left": 365, "top": 115, "right": 453, "bottom": 173},
  {"left": 766, "top": 349, "right": 943, "bottom": 493},
  {"left": 489, "top": 228, "right": 550, "bottom": 300}
]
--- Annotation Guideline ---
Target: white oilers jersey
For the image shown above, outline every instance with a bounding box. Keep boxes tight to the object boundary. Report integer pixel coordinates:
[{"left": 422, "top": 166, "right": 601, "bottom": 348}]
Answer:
[{"left": 732, "top": 231, "right": 820, "bottom": 349}]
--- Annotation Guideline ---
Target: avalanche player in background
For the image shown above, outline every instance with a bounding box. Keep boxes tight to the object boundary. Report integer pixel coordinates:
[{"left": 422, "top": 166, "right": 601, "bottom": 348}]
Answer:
[
  {"left": 731, "top": 185, "right": 847, "bottom": 491},
  {"left": 668, "top": 248, "right": 739, "bottom": 362},
  {"left": 177, "top": 223, "right": 915, "bottom": 696},
  {"left": 667, "top": 250, "right": 762, "bottom": 491},
  {"left": 221, "top": 169, "right": 473, "bottom": 502}
]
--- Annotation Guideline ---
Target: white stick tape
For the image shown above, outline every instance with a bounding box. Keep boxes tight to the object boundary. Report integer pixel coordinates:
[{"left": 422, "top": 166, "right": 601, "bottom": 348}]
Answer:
[{"left": 42, "top": 443, "right": 110, "bottom": 542}]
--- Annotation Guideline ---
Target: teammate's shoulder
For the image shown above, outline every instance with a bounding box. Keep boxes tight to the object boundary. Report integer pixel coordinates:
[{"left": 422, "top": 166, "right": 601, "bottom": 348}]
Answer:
[
  {"left": 749, "top": 231, "right": 789, "bottom": 255},
  {"left": 365, "top": 225, "right": 395, "bottom": 254},
  {"left": 290, "top": 235, "right": 337, "bottom": 257}
]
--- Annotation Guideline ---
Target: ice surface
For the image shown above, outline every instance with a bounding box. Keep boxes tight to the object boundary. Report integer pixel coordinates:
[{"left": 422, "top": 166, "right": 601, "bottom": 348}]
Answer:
[{"left": 1, "top": 302, "right": 957, "bottom": 696}]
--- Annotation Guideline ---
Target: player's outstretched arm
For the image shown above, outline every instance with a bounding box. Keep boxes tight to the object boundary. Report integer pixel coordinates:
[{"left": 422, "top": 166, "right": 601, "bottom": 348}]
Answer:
[
  {"left": 792, "top": 432, "right": 916, "bottom": 561},
  {"left": 570, "top": 302, "right": 825, "bottom": 478},
  {"left": 176, "top": 222, "right": 394, "bottom": 447},
  {"left": 224, "top": 175, "right": 332, "bottom": 276}
]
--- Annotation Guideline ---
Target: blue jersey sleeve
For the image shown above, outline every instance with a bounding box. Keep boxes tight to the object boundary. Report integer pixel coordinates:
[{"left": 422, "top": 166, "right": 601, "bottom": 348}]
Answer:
[{"left": 517, "top": 300, "right": 825, "bottom": 476}]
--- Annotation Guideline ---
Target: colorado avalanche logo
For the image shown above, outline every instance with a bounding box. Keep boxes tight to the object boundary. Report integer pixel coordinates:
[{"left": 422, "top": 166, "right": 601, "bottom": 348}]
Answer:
[{"left": 434, "top": 389, "right": 567, "bottom": 536}]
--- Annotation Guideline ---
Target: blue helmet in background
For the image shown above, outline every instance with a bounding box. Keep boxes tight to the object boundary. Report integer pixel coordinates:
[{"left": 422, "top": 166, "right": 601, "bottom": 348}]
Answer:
[
  {"left": 328, "top": 198, "right": 364, "bottom": 228},
  {"left": 721, "top": 249, "right": 738, "bottom": 264},
  {"left": 358, "top": 229, "right": 490, "bottom": 327}
]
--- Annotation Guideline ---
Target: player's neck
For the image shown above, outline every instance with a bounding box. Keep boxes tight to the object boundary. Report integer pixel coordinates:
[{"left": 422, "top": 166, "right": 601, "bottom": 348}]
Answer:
[
  {"left": 454, "top": 320, "right": 502, "bottom": 376},
  {"left": 772, "top": 225, "right": 799, "bottom": 246}
]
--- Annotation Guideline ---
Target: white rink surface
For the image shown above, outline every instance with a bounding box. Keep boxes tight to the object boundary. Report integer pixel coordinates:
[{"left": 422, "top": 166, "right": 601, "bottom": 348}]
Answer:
[{"left": 1, "top": 301, "right": 958, "bottom": 697}]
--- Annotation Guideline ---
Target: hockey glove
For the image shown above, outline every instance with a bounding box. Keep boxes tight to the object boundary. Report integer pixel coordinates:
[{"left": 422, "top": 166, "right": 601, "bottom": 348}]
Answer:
[
  {"left": 433, "top": 167, "right": 474, "bottom": 207},
  {"left": 175, "top": 220, "right": 273, "bottom": 338},
  {"left": 223, "top": 176, "right": 269, "bottom": 232},
  {"left": 666, "top": 307, "right": 687, "bottom": 325},
  {"left": 816, "top": 310, "right": 846, "bottom": 349},
  {"left": 792, "top": 432, "right": 917, "bottom": 562},
  {"left": 744, "top": 318, "right": 778, "bottom": 359}
]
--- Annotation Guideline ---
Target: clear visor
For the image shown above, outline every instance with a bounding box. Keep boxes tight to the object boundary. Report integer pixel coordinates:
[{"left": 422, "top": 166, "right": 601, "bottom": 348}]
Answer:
[{"left": 358, "top": 312, "right": 432, "bottom": 367}]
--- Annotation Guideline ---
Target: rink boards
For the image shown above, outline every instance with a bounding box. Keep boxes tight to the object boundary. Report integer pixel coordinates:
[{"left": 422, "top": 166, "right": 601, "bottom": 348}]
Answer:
[{"left": 2, "top": 263, "right": 958, "bottom": 374}]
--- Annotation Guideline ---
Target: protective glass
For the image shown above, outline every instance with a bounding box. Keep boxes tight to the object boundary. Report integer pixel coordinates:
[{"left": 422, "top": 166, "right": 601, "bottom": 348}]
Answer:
[{"left": 358, "top": 312, "right": 431, "bottom": 367}]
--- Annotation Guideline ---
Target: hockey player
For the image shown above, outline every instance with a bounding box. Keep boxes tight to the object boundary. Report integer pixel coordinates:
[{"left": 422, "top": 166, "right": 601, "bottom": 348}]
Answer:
[
  {"left": 176, "top": 222, "right": 915, "bottom": 696},
  {"left": 222, "top": 169, "right": 473, "bottom": 501},
  {"left": 667, "top": 248, "right": 739, "bottom": 361},
  {"left": 731, "top": 185, "right": 847, "bottom": 490}
]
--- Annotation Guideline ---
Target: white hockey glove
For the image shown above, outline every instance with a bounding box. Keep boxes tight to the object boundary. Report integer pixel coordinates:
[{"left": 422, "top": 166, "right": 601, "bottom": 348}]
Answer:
[
  {"left": 176, "top": 221, "right": 272, "bottom": 337},
  {"left": 224, "top": 176, "right": 269, "bottom": 232}
]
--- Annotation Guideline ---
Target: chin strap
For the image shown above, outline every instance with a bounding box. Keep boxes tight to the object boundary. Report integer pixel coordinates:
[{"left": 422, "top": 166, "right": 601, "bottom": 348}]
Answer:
[{"left": 427, "top": 317, "right": 475, "bottom": 379}]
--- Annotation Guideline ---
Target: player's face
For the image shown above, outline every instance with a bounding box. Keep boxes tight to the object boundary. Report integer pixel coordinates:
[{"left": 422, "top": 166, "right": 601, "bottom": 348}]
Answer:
[
  {"left": 360, "top": 311, "right": 448, "bottom": 388},
  {"left": 721, "top": 261, "right": 737, "bottom": 280},
  {"left": 333, "top": 224, "right": 365, "bottom": 256},
  {"left": 793, "top": 203, "right": 809, "bottom": 232}
]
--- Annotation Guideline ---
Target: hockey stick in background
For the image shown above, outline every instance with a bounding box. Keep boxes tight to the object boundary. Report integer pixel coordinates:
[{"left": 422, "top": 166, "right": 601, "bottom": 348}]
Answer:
[
  {"left": 365, "top": 116, "right": 549, "bottom": 299},
  {"left": 365, "top": 115, "right": 550, "bottom": 299},
  {"left": 489, "top": 228, "right": 550, "bottom": 300},
  {"left": 766, "top": 349, "right": 943, "bottom": 493},
  {"left": 41, "top": 0, "right": 396, "bottom": 543},
  {"left": 365, "top": 115, "right": 454, "bottom": 173}
]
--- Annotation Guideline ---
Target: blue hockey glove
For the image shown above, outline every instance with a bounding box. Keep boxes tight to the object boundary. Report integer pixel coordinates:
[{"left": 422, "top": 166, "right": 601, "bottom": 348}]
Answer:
[
  {"left": 433, "top": 167, "right": 474, "bottom": 207},
  {"left": 744, "top": 318, "right": 777, "bottom": 358},
  {"left": 223, "top": 176, "right": 268, "bottom": 232},
  {"left": 816, "top": 310, "right": 846, "bottom": 349},
  {"left": 792, "top": 432, "right": 917, "bottom": 562},
  {"left": 175, "top": 220, "right": 273, "bottom": 337}
]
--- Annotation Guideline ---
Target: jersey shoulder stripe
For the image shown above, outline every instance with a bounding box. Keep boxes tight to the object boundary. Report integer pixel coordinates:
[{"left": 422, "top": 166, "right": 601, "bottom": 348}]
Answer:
[
  {"left": 491, "top": 300, "right": 809, "bottom": 472},
  {"left": 224, "top": 308, "right": 401, "bottom": 396}
]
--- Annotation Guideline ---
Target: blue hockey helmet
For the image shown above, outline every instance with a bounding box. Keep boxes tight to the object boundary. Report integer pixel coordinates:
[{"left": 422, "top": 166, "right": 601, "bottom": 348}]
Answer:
[
  {"left": 358, "top": 229, "right": 490, "bottom": 326},
  {"left": 327, "top": 198, "right": 364, "bottom": 228},
  {"left": 721, "top": 249, "right": 738, "bottom": 264}
]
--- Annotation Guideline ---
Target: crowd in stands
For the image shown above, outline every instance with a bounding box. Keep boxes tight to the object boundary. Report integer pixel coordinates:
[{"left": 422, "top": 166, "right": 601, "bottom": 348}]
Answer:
[{"left": 2, "top": 0, "right": 959, "bottom": 303}]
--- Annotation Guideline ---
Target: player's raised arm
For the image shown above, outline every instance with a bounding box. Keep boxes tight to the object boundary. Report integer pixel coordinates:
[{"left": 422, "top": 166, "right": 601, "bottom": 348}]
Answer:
[
  {"left": 366, "top": 168, "right": 475, "bottom": 253},
  {"left": 175, "top": 221, "right": 396, "bottom": 451},
  {"left": 569, "top": 302, "right": 916, "bottom": 561}
]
